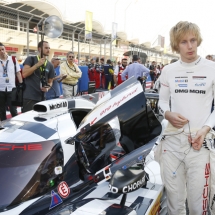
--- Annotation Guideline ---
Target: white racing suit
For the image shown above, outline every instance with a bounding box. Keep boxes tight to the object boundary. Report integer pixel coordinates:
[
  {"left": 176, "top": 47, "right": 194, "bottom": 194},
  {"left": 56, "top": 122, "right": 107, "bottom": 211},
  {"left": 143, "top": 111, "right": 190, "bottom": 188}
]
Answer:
[
  {"left": 203, "top": 130, "right": 215, "bottom": 215},
  {"left": 156, "top": 57, "right": 215, "bottom": 215}
]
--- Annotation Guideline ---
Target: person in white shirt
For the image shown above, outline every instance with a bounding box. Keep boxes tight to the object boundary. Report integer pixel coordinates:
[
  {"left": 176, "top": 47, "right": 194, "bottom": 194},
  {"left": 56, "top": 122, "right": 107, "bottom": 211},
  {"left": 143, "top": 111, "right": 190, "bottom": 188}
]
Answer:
[
  {"left": 157, "top": 21, "right": 215, "bottom": 215},
  {"left": 0, "top": 42, "right": 23, "bottom": 121}
]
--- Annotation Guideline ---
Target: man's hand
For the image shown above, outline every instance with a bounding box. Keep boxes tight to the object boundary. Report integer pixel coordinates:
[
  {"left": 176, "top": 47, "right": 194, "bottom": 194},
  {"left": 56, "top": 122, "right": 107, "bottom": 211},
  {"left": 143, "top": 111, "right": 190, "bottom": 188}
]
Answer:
[
  {"left": 41, "top": 87, "right": 49, "bottom": 92},
  {"left": 37, "top": 58, "right": 46, "bottom": 67},
  {"left": 188, "top": 126, "right": 210, "bottom": 150},
  {"left": 17, "top": 82, "right": 26, "bottom": 91},
  {"left": 165, "top": 111, "right": 188, "bottom": 128},
  {"left": 61, "top": 74, "right": 67, "bottom": 80}
]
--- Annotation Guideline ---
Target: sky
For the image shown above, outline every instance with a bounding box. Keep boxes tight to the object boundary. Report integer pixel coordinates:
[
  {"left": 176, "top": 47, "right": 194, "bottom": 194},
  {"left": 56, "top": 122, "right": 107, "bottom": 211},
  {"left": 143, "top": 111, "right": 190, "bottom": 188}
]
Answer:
[
  {"left": 3, "top": 0, "right": 215, "bottom": 57},
  {"left": 62, "top": 0, "right": 215, "bottom": 57},
  {"left": 115, "top": 0, "right": 215, "bottom": 56}
]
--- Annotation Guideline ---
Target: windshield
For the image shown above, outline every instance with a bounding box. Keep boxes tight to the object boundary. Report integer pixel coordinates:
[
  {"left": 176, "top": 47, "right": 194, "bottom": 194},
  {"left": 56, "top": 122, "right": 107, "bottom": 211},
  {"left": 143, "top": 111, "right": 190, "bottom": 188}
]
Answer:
[
  {"left": 75, "top": 117, "right": 125, "bottom": 174},
  {"left": 0, "top": 140, "right": 63, "bottom": 211}
]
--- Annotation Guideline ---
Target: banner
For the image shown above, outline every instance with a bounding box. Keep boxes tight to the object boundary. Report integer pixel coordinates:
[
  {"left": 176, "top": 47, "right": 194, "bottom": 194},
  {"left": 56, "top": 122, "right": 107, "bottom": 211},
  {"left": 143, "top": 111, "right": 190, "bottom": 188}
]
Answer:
[
  {"left": 85, "top": 11, "right": 93, "bottom": 39},
  {"left": 112, "top": 22, "right": 117, "bottom": 45}
]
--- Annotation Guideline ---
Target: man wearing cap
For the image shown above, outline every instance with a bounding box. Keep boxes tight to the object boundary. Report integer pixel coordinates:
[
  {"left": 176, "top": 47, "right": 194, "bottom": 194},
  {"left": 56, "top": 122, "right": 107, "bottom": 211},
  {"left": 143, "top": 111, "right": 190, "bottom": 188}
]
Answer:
[{"left": 121, "top": 55, "right": 149, "bottom": 85}]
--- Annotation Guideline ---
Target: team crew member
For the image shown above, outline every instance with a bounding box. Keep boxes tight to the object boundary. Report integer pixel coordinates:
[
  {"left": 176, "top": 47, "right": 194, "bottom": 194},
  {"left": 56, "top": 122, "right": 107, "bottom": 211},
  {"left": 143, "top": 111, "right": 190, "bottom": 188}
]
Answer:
[
  {"left": 104, "top": 59, "right": 114, "bottom": 90},
  {"left": 94, "top": 57, "right": 101, "bottom": 89},
  {"left": 22, "top": 41, "right": 54, "bottom": 112},
  {"left": 100, "top": 58, "right": 105, "bottom": 88},
  {"left": 60, "top": 51, "right": 82, "bottom": 97},
  {"left": 88, "top": 58, "right": 95, "bottom": 82},
  {"left": 121, "top": 55, "right": 149, "bottom": 84},
  {"left": 114, "top": 58, "right": 128, "bottom": 86},
  {"left": 0, "top": 42, "right": 23, "bottom": 120},
  {"left": 149, "top": 61, "right": 156, "bottom": 89},
  {"left": 157, "top": 21, "right": 215, "bottom": 215}
]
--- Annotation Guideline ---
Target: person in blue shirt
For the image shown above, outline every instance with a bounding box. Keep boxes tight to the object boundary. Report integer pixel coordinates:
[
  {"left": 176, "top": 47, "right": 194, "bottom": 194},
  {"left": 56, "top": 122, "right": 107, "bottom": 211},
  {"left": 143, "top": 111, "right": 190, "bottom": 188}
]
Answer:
[
  {"left": 121, "top": 55, "right": 149, "bottom": 84},
  {"left": 45, "top": 58, "right": 66, "bottom": 100}
]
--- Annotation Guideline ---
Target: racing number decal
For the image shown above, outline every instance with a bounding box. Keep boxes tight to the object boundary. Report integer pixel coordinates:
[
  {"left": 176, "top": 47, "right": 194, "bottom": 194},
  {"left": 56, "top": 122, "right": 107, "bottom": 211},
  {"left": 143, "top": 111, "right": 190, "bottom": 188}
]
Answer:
[{"left": 57, "top": 181, "right": 70, "bottom": 198}]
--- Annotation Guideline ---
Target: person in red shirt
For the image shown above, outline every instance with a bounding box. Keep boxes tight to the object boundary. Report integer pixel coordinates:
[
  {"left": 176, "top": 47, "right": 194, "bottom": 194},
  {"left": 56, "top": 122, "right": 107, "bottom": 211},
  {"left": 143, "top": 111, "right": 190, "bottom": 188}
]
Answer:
[{"left": 114, "top": 58, "right": 128, "bottom": 86}]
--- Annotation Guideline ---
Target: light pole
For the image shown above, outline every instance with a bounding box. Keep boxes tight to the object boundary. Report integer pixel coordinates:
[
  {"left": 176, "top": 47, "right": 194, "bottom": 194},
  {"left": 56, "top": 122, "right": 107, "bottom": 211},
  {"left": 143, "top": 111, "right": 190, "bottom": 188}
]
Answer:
[
  {"left": 124, "top": 0, "right": 135, "bottom": 32},
  {"left": 114, "top": 0, "right": 120, "bottom": 22}
]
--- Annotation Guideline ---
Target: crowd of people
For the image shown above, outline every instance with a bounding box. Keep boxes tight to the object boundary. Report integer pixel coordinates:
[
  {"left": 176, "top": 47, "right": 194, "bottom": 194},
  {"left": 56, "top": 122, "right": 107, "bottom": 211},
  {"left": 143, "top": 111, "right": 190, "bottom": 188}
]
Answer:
[
  {"left": 87, "top": 55, "right": 150, "bottom": 90},
  {"left": 0, "top": 39, "right": 153, "bottom": 119}
]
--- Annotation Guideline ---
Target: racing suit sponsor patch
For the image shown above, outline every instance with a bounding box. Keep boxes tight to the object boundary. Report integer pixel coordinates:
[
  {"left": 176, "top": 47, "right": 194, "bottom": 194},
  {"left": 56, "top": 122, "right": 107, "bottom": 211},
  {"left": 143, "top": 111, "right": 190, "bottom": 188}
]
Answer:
[
  {"left": 203, "top": 163, "right": 210, "bottom": 214},
  {"left": 175, "top": 89, "right": 206, "bottom": 94}
]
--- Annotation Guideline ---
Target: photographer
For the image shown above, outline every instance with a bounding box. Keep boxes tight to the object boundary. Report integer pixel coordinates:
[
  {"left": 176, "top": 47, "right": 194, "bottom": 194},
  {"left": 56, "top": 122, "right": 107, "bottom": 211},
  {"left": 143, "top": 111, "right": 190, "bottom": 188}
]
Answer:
[{"left": 22, "top": 41, "right": 54, "bottom": 112}]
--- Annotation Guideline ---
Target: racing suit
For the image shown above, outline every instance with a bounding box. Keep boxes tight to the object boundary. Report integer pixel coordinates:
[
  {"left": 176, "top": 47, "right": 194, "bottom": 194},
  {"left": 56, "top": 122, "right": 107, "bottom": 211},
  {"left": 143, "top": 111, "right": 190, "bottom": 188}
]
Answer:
[
  {"left": 157, "top": 57, "right": 215, "bottom": 215},
  {"left": 88, "top": 63, "right": 95, "bottom": 82},
  {"left": 94, "top": 63, "right": 101, "bottom": 88},
  {"left": 114, "top": 65, "right": 126, "bottom": 86}
]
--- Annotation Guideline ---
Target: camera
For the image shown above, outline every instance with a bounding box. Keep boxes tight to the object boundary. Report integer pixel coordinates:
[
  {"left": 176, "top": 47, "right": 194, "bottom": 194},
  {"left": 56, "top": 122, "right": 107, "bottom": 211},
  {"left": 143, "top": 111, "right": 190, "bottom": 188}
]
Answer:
[{"left": 41, "top": 74, "right": 49, "bottom": 88}]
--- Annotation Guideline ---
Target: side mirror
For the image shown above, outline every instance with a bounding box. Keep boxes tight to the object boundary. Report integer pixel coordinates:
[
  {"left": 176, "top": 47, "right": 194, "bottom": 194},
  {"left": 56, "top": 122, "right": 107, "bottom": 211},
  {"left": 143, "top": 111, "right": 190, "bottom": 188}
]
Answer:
[{"left": 109, "top": 168, "right": 146, "bottom": 194}]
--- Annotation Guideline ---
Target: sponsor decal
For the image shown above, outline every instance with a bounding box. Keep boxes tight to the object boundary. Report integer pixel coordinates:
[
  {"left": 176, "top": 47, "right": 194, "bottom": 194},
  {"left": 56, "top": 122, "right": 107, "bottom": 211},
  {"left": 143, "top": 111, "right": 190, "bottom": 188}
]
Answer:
[
  {"left": 49, "top": 102, "right": 67, "bottom": 110},
  {"left": 161, "top": 83, "right": 169, "bottom": 87},
  {"left": 203, "top": 163, "right": 210, "bottom": 214},
  {"left": 100, "top": 87, "right": 138, "bottom": 117},
  {"left": 122, "top": 176, "right": 145, "bottom": 193},
  {"left": 149, "top": 192, "right": 161, "bottom": 215},
  {"left": 175, "top": 89, "right": 188, "bottom": 93},
  {"left": 190, "top": 89, "right": 206, "bottom": 94},
  {"left": 175, "top": 79, "right": 188, "bottom": 83},
  {"left": 109, "top": 185, "right": 119, "bottom": 193},
  {"left": 176, "top": 84, "right": 188, "bottom": 87},
  {"left": 192, "top": 76, "right": 207, "bottom": 81},
  {"left": 49, "top": 190, "right": 63, "bottom": 209},
  {"left": 90, "top": 117, "right": 97, "bottom": 126},
  {"left": 175, "top": 89, "right": 206, "bottom": 94},
  {"left": 0, "top": 143, "right": 42, "bottom": 150},
  {"left": 195, "top": 83, "right": 206, "bottom": 87},
  {"left": 195, "top": 57, "right": 201, "bottom": 65},
  {"left": 175, "top": 76, "right": 188, "bottom": 78},
  {"left": 57, "top": 181, "right": 70, "bottom": 198}
]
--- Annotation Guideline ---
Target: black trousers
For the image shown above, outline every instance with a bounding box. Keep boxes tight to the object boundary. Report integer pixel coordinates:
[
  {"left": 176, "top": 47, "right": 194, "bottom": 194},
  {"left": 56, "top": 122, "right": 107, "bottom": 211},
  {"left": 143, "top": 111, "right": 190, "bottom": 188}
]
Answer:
[
  {"left": 0, "top": 90, "right": 17, "bottom": 121},
  {"left": 22, "top": 99, "right": 40, "bottom": 113}
]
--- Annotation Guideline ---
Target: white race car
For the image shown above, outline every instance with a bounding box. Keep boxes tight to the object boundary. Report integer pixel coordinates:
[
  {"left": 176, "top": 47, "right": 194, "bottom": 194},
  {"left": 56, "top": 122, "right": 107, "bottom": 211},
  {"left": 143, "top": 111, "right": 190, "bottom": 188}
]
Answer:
[{"left": 0, "top": 77, "right": 167, "bottom": 215}]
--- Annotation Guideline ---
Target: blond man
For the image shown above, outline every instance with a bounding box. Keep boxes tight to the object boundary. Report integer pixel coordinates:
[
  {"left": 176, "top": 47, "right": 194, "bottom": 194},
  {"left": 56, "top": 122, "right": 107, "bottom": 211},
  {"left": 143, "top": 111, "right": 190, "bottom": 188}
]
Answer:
[
  {"left": 60, "top": 52, "right": 82, "bottom": 97},
  {"left": 157, "top": 21, "right": 215, "bottom": 214}
]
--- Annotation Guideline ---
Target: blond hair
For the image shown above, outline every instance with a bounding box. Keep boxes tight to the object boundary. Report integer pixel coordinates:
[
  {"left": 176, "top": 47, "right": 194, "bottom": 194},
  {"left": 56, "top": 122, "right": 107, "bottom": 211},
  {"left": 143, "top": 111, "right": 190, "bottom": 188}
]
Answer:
[{"left": 170, "top": 21, "right": 202, "bottom": 53}]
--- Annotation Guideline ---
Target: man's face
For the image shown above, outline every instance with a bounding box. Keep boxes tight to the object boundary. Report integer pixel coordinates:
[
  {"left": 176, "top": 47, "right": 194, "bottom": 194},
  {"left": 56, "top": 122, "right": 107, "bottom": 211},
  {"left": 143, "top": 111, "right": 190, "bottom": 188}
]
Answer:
[
  {"left": 67, "top": 53, "right": 75, "bottom": 64},
  {"left": 91, "top": 60, "right": 95, "bottom": 64},
  {"left": 122, "top": 60, "right": 127, "bottom": 67},
  {"left": 39, "top": 42, "right": 50, "bottom": 57},
  {"left": 52, "top": 59, "right": 60, "bottom": 69},
  {"left": 178, "top": 33, "right": 198, "bottom": 63},
  {"left": 100, "top": 60, "right": 104, "bottom": 64},
  {"left": 0, "top": 45, "right": 6, "bottom": 58}
]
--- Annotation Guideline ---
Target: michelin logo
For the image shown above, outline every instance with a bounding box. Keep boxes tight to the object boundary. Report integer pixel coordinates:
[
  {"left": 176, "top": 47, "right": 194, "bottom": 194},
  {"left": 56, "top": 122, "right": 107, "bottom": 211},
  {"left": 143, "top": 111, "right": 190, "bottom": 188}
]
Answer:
[
  {"left": 177, "top": 84, "right": 188, "bottom": 87},
  {"left": 195, "top": 83, "right": 206, "bottom": 87}
]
